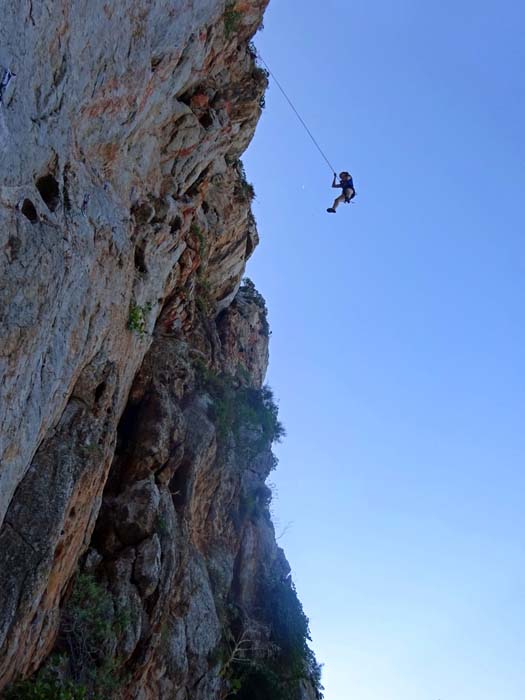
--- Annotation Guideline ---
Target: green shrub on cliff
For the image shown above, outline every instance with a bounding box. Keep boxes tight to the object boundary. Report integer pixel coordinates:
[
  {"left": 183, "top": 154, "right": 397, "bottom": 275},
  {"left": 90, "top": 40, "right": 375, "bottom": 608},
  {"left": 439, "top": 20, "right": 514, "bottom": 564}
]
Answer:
[
  {"left": 2, "top": 677, "right": 86, "bottom": 700},
  {"left": 240, "top": 278, "right": 269, "bottom": 336},
  {"left": 4, "top": 573, "right": 126, "bottom": 700},
  {"left": 196, "top": 366, "right": 285, "bottom": 447},
  {"left": 233, "top": 160, "right": 256, "bottom": 202},
  {"left": 191, "top": 222, "right": 207, "bottom": 261},
  {"left": 256, "top": 577, "right": 323, "bottom": 699},
  {"left": 224, "top": 4, "right": 243, "bottom": 39},
  {"left": 3, "top": 680, "right": 85, "bottom": 700},
  {"left": 2, "top": 655, "right": 87, "bottom": 700},
  {"left": 60, "top": 574, "right": 114, "bottom": 674},
  {"left": 221, "top": 577, "right": 324, "bottom": 700},
  {"left": 58, "top": 573, "right": 127, "bottom": 697},
  {"left": 128, "top": 302, "right": 152, "bottom": 337}
]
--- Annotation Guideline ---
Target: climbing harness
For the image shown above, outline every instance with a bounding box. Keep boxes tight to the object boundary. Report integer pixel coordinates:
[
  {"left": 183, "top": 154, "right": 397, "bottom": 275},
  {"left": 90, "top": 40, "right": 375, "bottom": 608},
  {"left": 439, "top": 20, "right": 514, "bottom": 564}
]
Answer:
[
  {"left": 344, "top": 177, "right": 356, "bottom": 202},
  {"left": 254, "top": 49, "right": 337, "bottom": 175}
]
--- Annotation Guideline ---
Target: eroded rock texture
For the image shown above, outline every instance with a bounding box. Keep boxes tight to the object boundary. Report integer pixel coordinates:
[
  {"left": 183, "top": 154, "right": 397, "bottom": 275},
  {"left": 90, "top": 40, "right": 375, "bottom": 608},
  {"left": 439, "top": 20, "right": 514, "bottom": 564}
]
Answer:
[{"left": 0, "top": 2, "right": 322, "bottom": 699}]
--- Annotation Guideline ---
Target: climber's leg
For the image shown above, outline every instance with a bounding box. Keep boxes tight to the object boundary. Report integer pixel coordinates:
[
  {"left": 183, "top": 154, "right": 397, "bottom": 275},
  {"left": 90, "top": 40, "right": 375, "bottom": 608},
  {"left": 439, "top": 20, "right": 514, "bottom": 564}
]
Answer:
[{"left": 327, "top": 193, "right": 345, "bottom": 213}]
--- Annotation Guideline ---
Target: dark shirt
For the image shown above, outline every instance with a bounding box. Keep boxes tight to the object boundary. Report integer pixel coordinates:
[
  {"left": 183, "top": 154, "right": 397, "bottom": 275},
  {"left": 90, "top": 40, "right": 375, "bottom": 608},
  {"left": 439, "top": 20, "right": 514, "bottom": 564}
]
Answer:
[{"left": 340, "top": 176, "right": 354, "bottom": 191}]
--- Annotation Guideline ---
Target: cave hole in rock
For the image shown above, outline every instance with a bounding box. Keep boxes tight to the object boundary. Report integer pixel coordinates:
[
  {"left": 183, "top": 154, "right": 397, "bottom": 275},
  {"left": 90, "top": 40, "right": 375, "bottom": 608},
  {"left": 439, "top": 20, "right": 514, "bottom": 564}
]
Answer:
[
  {"left": 151, "top": 55, "right": 163, "bottom": 71},
  {"left": 94, "top": 381, "right": 106, "bottom": 404},
  {"left": 170, "top": 458, "right": 192, "bottom": 508},
  {"left": 198, "top": 110, "right": 214, "bottom": 129},
  {"left": 178, "top": 91, "right": 191, "bottom": 108},
  {"left": 131, "top": 200, "right": 154, "bottom": 225},
  {"left": 115, "top": 402, "right": 142, "bottom": 457},
  {"left": 186, "top": 165, "right": 211, "bottom": 199},
  {"left": 170, "top": 215, "right": 182, "bottom": 236},
  {"left": 36, "top": 173, "right": 60, "bottom": 212},
  {"left": 216, "top": 309, "right": 227, "bottom": 328},
  {"left": 150, "top": 197, "right": 171, "bottom": 225},
  {"left": 101, "top": 400, "right": 144, "bottom": 495},
  {"left": 21, "top": 199, "right": 38, "bottom": 223},
  {"left": 134, "top": 243, "right": 148, "bottom": 274}
]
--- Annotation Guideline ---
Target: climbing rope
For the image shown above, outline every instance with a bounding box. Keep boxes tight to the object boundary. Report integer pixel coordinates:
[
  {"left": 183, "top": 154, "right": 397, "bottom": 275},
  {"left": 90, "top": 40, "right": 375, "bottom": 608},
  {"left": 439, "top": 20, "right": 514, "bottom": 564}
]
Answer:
[{"left": 255, "top": 49, "right": 337, "bottom": 175}]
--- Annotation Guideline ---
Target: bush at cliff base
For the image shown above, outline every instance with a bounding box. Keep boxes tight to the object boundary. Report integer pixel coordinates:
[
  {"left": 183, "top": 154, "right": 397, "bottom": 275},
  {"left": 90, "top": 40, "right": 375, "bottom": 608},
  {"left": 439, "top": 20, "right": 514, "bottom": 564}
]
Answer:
[{"left": 234, "top": 577, "right": 324, "bottom": 700}]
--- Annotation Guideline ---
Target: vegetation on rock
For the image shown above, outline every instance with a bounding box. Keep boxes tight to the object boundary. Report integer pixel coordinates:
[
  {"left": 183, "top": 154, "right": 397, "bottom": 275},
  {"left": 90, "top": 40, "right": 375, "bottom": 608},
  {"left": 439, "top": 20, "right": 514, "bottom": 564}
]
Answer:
[
  {"left": 233, "top": 160, "right": 256, "bottom": 203},
  {"left": 3, "top": 673, "right": 86, "bottom": 700},
  {"left": 128, "top": 302, "right": 152, "bottom": 337},
  {"left": 240, "top": 278, "right": 270, "bottom": 336},
  {"left": 220, "top": 579, "right": 324, "bottom": 700},
  {"left": 3, "top": 573, "right": 126, "bottom": 700},
  {"left": 224, "top": 4, "right": 243, "bottom": 39},
  {"left": 196, "top": 364, "right": 285, "bottom": 447}
]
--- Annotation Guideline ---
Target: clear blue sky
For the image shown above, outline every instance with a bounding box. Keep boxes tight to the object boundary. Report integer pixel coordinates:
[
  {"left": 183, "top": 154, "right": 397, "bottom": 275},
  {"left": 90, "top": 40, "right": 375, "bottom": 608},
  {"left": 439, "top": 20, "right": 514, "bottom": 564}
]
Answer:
[{"left": 243, "top": 1, "right": 525, "bottom": 699}]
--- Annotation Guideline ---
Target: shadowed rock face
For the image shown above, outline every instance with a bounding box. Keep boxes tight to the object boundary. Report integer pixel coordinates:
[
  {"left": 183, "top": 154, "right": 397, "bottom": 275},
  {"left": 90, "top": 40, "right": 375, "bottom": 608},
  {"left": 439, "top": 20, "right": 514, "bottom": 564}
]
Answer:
[{"left": 0, "top": 2, "right": 322, "bottom": 699}]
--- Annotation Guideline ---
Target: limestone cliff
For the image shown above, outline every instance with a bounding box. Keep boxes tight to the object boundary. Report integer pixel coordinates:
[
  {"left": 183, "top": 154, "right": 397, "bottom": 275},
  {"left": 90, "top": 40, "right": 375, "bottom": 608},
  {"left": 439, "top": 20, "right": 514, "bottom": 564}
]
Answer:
[{"left": 0, "top": 2, "right": 322, "bottom": 699}]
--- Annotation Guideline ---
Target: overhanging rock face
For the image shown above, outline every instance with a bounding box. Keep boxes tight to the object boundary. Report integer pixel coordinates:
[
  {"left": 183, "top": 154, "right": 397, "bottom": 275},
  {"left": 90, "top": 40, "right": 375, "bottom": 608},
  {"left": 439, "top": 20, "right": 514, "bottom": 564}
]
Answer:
[{"left": 0, "top": 2, "right": 323, "bottom": 699}]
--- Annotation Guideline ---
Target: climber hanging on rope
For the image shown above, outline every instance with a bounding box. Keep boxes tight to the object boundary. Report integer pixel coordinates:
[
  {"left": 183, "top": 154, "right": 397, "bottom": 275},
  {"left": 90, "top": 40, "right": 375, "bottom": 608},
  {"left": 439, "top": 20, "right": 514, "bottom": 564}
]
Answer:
[
  {"left": 254, "top": 48, "right": 357, "bottom": 215},
  {"left": 327, "top": 171, "right": 355, "bottom": 213}
]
